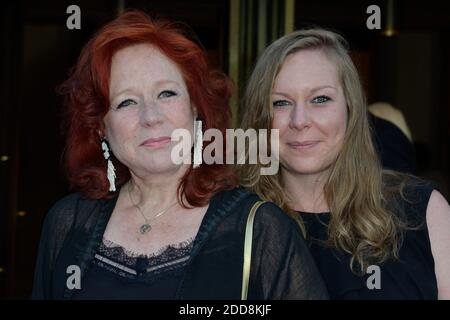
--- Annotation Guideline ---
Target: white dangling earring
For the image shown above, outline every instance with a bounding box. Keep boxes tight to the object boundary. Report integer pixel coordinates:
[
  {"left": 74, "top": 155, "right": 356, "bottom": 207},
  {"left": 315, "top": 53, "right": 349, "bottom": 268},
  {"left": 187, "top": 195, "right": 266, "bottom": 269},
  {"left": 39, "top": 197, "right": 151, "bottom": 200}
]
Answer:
[
  {"left": 193, "top": 119, "right": 203, "bottom": 168},
  {"left": 101, "top": 138, "right": 116, "bottom": 192}
]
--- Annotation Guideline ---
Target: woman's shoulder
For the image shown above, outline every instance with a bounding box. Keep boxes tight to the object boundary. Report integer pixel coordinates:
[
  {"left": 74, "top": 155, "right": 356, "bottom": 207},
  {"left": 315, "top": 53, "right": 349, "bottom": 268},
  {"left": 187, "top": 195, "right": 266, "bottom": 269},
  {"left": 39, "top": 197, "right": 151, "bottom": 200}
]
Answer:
[
  {"left": 45, "top": 193, "right": 82, "bottom": 221},
  {"left": 254, "top": 201, "right": 299, "bottom": 230},
  {"left": 401, "top": 175, "right": 436, "bottom": 201},
  {"left": 40, "top": 192, "right": 111, "bottom": 253},
  {"left": 383, "top": 171, "right": 436, "bottom": 195},
  {"left": 43, "top": 192, "right": 104, "bottom": 229},
  {"left": 222, "top": 186, "right": 300, "bottom": 233},
  {"left": 212, "top": 186, "right": 298, "bottom": 228},
  {"left": 383, "top": 172, "right": 437, "bottom": 222}
]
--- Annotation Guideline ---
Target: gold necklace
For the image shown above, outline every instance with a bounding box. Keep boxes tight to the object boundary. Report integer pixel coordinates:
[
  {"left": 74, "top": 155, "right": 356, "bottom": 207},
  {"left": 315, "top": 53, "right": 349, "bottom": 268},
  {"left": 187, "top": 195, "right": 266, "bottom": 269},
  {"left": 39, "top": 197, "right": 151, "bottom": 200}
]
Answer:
[{"left": 127, "top": 183, "right": 178, "bottom": 235}]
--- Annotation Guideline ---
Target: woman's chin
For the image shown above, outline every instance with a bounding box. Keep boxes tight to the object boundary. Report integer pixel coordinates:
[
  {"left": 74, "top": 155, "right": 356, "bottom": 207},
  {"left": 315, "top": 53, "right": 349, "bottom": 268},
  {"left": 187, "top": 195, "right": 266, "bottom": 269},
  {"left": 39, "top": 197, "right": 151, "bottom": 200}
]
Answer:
[
  {"left": 131, "top": 159, "right": 183, "bottom": 175},
  {"left": 282, "top": 161, "right": 329, "bottom": 176}
]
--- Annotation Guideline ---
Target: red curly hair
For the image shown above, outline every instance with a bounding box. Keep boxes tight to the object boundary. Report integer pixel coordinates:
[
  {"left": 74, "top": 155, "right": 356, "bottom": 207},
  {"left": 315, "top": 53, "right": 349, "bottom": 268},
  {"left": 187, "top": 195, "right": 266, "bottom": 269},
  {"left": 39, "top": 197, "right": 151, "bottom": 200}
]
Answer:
[{"left": 59, "top": 10, "right": 237, "bottom": 205}]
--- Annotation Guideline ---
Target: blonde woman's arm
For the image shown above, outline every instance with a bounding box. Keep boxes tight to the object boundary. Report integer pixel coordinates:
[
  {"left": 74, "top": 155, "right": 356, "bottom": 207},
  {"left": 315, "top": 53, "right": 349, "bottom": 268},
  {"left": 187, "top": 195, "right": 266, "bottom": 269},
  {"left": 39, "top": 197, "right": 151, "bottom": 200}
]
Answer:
[{"left": 426, "top": 190, "right": 450, "bottom": 299}]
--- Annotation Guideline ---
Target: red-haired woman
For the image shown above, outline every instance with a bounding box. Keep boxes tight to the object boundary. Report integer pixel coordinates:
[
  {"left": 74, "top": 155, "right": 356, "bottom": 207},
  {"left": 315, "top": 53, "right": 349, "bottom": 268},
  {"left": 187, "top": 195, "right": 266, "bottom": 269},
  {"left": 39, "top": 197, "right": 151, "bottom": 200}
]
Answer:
[{"left": 31, "top": 10, "right": 327, "bottom": 300}]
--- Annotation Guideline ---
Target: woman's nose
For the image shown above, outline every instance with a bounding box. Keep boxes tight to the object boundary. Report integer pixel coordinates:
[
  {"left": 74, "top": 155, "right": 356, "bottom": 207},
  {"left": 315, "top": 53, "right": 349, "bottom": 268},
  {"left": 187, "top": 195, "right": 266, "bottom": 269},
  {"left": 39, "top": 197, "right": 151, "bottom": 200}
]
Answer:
[
  {"left": 139, "top": 100, "right": 163, "bottom": 127},
  {"left": 289, "top": 104, "right": 312, "bottom": 130}
]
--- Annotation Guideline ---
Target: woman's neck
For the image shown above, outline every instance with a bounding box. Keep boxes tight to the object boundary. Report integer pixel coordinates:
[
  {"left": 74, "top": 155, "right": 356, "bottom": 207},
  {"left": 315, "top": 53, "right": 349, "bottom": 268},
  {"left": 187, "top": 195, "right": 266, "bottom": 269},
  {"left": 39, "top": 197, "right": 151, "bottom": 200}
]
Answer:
[
  {"left": 125, "top": 165, "right": 189, "bottom": 209},
  {"left": 281, "top": 169, "right": 330, "bottom": 213}
]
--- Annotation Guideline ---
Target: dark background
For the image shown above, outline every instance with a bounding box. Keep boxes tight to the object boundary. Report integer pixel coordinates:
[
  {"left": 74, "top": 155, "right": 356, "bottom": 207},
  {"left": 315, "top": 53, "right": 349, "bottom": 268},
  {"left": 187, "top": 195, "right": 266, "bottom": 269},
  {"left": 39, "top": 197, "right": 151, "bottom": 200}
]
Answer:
[{"left": 1, "top": 0, "right": 449, "bottom": 298}]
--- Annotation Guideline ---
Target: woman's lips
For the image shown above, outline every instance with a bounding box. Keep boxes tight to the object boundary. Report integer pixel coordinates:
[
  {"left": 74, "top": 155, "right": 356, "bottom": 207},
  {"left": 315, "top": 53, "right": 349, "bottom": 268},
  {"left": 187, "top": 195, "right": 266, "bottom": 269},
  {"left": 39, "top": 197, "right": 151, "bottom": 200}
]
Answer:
[
  {"left": 287, "top": 140, "right": 320, "bottom": 150},
  {"left": 140, "top": 136, "right": 171, "bottom": 148}
]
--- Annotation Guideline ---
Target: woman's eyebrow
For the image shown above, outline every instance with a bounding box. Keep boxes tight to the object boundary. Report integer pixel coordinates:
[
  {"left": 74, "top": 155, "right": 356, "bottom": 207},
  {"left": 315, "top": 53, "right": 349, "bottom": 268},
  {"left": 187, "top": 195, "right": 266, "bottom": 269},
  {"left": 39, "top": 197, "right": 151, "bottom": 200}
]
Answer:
[
  {"left": 309, "top": 85, "right": 337, "bottom": 94},
  {"left": 110, "top": 88, "right": 136, "bottom": 99},
  {"left": 272, "top": 92, "right": 293, "bottom": 98},
  {"left": 272, "top": 85, "right": 336, "bottom": 98},
  {"left": 111, "top": 80, "right": 183, "bottom": 98},
  {"left": 153, "top": 79, "right": 181, "bottom": 88}
]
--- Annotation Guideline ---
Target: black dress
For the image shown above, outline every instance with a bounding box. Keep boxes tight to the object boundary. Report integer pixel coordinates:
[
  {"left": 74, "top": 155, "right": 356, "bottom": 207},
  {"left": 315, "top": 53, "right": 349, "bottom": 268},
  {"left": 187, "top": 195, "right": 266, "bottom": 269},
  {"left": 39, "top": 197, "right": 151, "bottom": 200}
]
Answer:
[
  {"left": 32, "top": 186, "right": 328, "bottom": 299},
  {"left": 299, "top": 181, "right": 438, "bottom": 299}
]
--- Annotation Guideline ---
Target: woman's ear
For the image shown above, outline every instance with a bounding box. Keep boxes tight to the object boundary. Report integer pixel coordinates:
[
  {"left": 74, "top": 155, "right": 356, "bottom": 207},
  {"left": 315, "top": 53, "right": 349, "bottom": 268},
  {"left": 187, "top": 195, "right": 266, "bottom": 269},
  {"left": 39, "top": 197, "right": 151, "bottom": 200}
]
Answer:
[
  {"left": 98, "top": 122, "right": 107, "bottom": 139},
  {"left": 97, "top": 129, "right": 106, "bottom": 141}
]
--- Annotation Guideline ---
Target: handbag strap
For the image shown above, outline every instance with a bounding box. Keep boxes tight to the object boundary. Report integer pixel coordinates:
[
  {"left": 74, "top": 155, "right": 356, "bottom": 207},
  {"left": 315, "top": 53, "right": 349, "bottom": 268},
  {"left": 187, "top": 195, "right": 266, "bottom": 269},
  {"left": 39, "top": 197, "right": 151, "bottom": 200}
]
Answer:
[{"left": 241, "top": 200, "right": 266, "bottom": 300}]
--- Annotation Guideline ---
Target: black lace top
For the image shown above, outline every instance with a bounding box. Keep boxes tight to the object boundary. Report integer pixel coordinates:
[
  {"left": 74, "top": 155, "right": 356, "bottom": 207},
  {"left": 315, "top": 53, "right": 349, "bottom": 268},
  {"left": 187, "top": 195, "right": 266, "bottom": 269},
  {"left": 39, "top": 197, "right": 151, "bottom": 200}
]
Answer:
[
  {"left": 73, "top": 239, "right": 194, "bottom": 300},
  {"left": 32, "top": 187, "right": 329, "bottom": 299}
]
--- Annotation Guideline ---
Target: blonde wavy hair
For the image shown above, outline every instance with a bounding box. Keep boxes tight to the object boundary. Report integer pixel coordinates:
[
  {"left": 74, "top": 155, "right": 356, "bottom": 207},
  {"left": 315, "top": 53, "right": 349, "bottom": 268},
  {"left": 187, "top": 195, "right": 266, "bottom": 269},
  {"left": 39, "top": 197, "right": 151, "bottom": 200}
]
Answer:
[{"left": 237, "top": 28, "right": 410, "bottom": 273}]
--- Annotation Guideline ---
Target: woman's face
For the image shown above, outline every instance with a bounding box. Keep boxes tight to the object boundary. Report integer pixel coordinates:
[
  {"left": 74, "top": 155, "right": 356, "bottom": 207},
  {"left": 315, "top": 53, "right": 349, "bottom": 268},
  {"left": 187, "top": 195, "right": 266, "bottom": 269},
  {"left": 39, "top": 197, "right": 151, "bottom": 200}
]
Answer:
[
  {"left": 104, "top": 43, "right": 195, "bottom": 176},
  {"left": 271, "top": 49, "right": 347, "bottom": 177}
]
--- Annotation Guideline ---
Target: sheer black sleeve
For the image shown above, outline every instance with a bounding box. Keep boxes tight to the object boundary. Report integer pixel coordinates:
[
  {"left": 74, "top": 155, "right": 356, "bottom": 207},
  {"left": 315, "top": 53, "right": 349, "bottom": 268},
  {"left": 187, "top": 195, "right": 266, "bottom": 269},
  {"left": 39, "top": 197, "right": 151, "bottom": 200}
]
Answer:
[
  {"left": 250, "top": 202, "right": 329, "bottom": 300},
  {"left": 31, "top": 193, "right": 80, "bottom": 299}
]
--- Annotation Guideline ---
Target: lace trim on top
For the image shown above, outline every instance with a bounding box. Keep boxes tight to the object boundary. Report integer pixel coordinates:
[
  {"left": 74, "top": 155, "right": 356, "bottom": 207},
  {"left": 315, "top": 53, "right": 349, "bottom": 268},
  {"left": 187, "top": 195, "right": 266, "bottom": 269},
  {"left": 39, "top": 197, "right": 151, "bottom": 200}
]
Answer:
[{"left": 92, "top": 238, "right": 194, "bottom": 281}]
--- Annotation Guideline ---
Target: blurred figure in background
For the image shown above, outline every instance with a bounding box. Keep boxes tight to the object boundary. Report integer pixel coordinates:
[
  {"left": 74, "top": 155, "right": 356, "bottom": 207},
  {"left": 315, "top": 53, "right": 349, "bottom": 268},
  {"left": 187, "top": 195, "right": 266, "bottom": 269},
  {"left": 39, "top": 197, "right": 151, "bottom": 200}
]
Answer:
[{"left": 368, "top": 102, "right": 416, "bottom": 174}]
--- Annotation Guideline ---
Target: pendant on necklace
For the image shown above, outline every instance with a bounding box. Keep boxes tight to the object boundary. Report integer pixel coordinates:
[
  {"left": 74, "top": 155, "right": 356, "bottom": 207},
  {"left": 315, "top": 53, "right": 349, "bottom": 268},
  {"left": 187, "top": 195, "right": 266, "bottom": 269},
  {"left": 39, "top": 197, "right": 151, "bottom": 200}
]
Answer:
[{"left": 140, "top": 224, "right": 151, "bottom": 234}]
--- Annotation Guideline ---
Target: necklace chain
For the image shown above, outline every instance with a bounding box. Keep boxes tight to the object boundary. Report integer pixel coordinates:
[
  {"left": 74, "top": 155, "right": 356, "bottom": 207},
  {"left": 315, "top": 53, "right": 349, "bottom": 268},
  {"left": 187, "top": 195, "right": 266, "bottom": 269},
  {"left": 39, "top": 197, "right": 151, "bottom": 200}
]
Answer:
[{"left": 127, "top": 183, "right": 178, "bottom": 234}]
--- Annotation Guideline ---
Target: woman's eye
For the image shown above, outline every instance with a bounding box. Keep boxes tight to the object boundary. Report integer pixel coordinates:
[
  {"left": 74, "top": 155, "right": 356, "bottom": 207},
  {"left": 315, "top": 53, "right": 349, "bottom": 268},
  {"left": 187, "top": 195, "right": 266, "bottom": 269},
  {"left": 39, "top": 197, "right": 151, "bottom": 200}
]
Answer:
[
  {"left": 158, "top": 90, "right": 177, "bottom": 99},
  {"left": 117, "top": 99, "right": 136, "bottom": 109},
  {"left": 311, "top": 95, "right": 331, "bottom": 104},
  {"left": 272, "top": 100, "right": 291, "bottom": 108}
]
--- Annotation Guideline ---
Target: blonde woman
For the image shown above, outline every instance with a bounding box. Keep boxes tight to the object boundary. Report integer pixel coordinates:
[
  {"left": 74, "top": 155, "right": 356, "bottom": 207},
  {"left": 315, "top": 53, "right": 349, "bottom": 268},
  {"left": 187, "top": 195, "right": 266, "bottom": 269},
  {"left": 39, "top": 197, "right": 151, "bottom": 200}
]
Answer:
[{"left": 238, "top": 29, "right": 450, "bottom": 299}]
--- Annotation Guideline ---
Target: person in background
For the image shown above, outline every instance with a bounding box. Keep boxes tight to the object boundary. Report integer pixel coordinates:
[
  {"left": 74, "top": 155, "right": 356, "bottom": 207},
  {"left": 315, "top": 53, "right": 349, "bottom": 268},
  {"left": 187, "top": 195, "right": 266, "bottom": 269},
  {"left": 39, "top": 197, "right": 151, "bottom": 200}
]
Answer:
[{"left": 368, "top": 102, "right": 416, "bottom": 174}]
